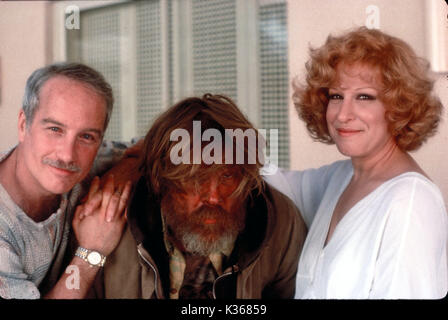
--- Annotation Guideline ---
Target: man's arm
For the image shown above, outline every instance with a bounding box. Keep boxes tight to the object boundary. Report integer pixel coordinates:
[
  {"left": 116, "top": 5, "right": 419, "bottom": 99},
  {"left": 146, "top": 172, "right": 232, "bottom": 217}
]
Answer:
[
  {"left": 44, "top": 175, "right": 131, "bottom": 299},
  {"left": 44, "top": 139, "right": 142, "bottom": 298},
  {"left": 89, "top": 138, "right": 143, "bottom": 180},
  {"left": 85, "top": 138, "right": 143, "bottom": 196}
]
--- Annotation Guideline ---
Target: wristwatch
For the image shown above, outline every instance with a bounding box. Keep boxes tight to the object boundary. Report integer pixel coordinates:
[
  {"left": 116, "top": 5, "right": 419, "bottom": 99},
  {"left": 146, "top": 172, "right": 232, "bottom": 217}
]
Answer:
[{"left": 75, "top": 246, "right": 106, "bottom": 267}]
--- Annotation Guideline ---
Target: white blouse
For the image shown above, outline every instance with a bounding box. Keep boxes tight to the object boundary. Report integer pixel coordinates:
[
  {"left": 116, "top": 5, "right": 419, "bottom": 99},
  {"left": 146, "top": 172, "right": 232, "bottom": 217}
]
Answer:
[{"left": 264, "top": 160, "right": 448, "bottom": 299}]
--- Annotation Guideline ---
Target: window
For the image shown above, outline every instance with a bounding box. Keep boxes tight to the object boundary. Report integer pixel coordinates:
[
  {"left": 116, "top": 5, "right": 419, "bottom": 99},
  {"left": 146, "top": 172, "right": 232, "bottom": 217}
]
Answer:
[{"left": 66, "top": 0, "right": 289, "bottom": 167}]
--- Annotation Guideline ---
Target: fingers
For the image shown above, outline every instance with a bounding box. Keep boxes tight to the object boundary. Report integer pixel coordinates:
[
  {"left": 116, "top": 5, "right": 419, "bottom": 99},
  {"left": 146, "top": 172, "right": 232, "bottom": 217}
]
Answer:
[
  {"left": 73, "top": 204, "right": 84, "bottom": 223},
  {"left": 118, "top": 181, "right": 132, "bottom": 216},
  {"left": 100, "top": 174, "right": 115, "bottom": 219},
  {"left": 80, "top": 191, "right": 103, "bottom": 219},
  {"left": 105, "top": 180, "right": 132, "bottom": 222},
  {"left": 87, "top": 176, "right": 101, "bottom": 201},
  {"left": 80, "top": 176, "right": 100, "bottom": 204},
  {"left": 79, "top": 174, "right": 132, "bottom": 223}
]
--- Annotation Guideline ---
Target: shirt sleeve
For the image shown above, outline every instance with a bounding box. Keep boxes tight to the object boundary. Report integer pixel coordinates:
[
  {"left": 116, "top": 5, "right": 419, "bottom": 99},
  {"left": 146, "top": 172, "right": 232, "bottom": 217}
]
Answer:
[
  {"left": 0, "top": 236, "right": 41, "bottom": 299},
  {"left": 369, "top": 178, "right": 448, "bottom": 299},
  {"left": 262, "top": 162, "right": 343, "bottom": 227}
]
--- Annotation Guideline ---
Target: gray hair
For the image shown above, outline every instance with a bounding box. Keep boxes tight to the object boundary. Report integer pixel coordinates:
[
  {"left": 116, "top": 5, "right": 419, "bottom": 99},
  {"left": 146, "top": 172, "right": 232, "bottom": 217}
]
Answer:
[{"left": 22, "top": 62, "right": 114, "bottom": 131}]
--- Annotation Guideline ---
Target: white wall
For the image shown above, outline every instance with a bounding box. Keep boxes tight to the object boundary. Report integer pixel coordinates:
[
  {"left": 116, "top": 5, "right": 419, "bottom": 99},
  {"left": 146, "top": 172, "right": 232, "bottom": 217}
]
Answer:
[
  {"left": 0, "top": 1, "right": 51, "bottom": 151},
  {"left": 0, "top": 1, "right": 122, "bottom": 152},
  {"left": 287, "top": 0, "right": 448, "bottom": 206}
]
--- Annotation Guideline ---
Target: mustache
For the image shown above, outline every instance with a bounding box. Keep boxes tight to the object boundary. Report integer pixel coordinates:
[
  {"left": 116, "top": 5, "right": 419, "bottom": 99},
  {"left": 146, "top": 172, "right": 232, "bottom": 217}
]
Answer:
[
  {"left": 182, "top": 204, "right": 244, "bottom": 234},
  {"left": 42, "top": 158, "right": 81, "bottom": 173},
  {"left": 194, "top": 204, "right": 228, "bottom": 216}
]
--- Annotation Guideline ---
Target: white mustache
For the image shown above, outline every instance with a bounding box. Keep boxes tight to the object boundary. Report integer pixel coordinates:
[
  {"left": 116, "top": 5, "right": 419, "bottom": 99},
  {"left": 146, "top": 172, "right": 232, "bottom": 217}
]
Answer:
[{"left": 42, "top": 158, "right": 81, "bottom": 173}]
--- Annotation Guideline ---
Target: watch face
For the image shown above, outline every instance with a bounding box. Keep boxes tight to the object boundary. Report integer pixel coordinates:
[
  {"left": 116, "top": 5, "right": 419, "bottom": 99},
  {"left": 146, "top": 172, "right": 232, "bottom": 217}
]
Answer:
[{"left": 87, "top": 251, "right": 102, "bottom": 265}]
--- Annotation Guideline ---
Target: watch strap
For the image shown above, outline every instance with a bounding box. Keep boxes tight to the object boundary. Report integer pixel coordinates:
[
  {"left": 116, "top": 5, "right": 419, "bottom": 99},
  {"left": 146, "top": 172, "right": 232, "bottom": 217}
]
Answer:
[
  {"left": 75, "top": 246, "right": 89, "bottom": 259},
  {"left": 75, "top": 246, "right": 106, "bottom": 267}
]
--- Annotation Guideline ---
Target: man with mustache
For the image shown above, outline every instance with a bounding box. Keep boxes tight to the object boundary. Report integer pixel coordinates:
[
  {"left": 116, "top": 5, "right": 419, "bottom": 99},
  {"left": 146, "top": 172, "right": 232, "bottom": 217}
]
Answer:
[
  {"left": 0, "top": 63, "right": 133, "bottom": 298},
  {"left": 97, "top": 94, "right": 307, "bottom": 299}
]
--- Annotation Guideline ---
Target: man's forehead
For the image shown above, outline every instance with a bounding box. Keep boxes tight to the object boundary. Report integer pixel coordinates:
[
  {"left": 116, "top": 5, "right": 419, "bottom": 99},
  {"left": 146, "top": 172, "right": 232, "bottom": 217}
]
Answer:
[
  {"left": 171, "top": 165, "right": 241, "bottom": 188},
  {"left": 33, "top": 76, "right": 107, "bottom": 132},
  {"left": 40, "top": 75, "right": 102, "bottom": 98},
  {"left": 193, "top": 164, "right": 241, "bottom": 178}
]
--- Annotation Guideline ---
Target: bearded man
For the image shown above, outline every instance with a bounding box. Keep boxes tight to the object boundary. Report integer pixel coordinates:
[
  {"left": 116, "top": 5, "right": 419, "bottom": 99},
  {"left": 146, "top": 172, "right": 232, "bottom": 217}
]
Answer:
[{"left": 96, "top": 94, "right": 307, "bottom": 299}]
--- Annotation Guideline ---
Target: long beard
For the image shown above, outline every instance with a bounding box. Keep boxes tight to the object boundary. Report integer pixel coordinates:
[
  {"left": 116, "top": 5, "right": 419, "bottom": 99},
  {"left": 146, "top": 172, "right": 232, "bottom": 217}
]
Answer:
[{"left": 161, "top": 197, "right": 246, "bottom": 256}]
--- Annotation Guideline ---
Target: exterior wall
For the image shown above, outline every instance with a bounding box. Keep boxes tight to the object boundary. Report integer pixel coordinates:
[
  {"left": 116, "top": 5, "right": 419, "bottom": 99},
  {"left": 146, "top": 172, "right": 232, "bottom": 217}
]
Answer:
[
  {"left": 287, "top": 0, "right": 448, "bottom": 206},
  {"left": 0, "top": 0, "right": 446, "bottom": 205},
  {"left": 0, "top": 1, "right": 52, "bottom": 150}
]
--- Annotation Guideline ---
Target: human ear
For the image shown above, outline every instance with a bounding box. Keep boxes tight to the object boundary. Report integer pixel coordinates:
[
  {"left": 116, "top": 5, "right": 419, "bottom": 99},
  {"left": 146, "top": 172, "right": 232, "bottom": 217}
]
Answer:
[{"left": 18, "top": 110, "right": 28, "bottom": 142}]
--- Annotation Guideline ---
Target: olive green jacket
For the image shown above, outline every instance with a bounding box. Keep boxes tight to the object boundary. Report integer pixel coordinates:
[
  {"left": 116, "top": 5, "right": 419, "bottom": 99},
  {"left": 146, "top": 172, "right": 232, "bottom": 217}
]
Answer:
[{"left": 95, "top": 178, "right": 307, "bottom": 299}]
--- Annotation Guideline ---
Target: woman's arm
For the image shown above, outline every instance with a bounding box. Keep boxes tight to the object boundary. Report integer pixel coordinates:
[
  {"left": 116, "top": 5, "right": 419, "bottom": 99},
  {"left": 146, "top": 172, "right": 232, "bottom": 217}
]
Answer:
[{"left": 262, "top": 160, "right": 349, "bottom": 227}]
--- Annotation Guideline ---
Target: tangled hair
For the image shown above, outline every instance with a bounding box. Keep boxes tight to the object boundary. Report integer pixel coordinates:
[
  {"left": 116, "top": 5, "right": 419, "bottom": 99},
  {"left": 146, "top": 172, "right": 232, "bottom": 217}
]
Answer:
[
  {"left": 140, "top": 94, "right": 265, "bottom": 201},
  {"left": 293, "top": 26, "right": 443, "bottom": 151},
  {"left": 22, "top": 62, "right": 114, "bottom": 131}
]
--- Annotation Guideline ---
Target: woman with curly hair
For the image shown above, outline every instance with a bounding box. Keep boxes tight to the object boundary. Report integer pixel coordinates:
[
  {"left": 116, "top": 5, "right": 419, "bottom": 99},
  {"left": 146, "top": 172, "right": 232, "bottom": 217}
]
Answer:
[{"left": 265, "top": 27, "right": 447, "bottom": 299}]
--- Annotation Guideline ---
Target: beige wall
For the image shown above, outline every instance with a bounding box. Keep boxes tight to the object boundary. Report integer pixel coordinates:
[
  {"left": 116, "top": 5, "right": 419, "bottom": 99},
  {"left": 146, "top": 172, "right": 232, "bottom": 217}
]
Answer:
[
  {"left": 0, "top": 1, "right": 52, "bottom": 150},
  {"left": 0, "top": 0, "right": 446, "bottom": 205},
  {"left": 287, "top": 0, "right": 448, "bottom": 206}
]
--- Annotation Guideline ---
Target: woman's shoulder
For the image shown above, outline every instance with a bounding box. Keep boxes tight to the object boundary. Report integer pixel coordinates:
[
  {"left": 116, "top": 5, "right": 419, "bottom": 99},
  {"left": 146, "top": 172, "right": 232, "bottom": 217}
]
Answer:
[
  {"left": 378, "top": 171, "right": 446, "bottom": 215},
  {"left": 262, "top": 160, "right": 351, "bottom": 198},
  {"left": 385, "top": 172, "right": 443, "bottom": 197}
]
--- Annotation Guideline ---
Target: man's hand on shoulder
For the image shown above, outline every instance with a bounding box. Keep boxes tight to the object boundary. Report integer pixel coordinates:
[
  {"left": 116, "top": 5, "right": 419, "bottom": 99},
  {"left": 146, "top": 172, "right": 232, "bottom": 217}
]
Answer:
[{"left": 73, "top": 174, "right": 131, "bottom": 256}]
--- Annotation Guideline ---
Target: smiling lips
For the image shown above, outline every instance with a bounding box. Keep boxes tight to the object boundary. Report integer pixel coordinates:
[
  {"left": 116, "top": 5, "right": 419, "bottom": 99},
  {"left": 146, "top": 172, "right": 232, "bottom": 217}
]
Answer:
[
  {"left": 49, "top": 165, "right": 78, "bottom": 177},
  {"left": 336, "top": 128, "right": 363, "bottom": 137}
]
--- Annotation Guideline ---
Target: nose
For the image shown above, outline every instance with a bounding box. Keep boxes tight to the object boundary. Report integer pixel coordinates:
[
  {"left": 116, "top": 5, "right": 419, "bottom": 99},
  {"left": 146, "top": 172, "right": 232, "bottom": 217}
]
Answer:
[
  {"left": 56, "top": 136, "right": 77, "bottom": 163},
  {"left": 336, "top": 97, "right": 355, "bottom": 122},
  {"left": 201, "top": 178, "right": 221, "bottom": 205}
]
